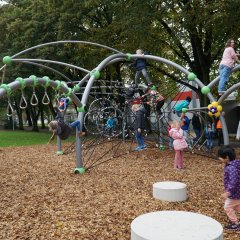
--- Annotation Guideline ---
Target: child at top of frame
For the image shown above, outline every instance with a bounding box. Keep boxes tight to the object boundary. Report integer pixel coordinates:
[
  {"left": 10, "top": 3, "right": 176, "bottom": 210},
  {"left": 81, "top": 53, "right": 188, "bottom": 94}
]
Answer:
[
  {"left": 205, "top": 121, "right": 215, "bottom": 151},
  {"left": 132, "top": 104, "right": 147, "bottom": 151},
  {"left": 218, "top": 39, "right": 240, "bottom": 95},
  {"left": 142, "top": 85, "right": 165, "bottom": 115},
  {"left": 48, "top": 106, "right": 85, "bottom": 144},
  {"left": 218, "top": 145, "right": 240, "bottom": 231},
  {"left": 169, "top": 120, "right": 188, "bottom": 170},
  {"left": 174, "top": 96, "right": 191, "bottom": 117},
  {"left": 130, "top": 49, "right": 152, "bottom": 87}
]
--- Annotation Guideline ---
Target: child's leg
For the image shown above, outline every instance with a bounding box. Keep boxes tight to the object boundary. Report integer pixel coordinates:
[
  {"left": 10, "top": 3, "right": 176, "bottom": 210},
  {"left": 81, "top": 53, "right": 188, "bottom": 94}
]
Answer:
[
  {"left": 141, "top": 68, "right": 151, "bottom": 85},
  {"left": 135, "top": 71, "right": 141, "bottom": 86},
  {"left": 69, "top": 120, "right": 80, "bottom": 132},
  {"left": 135, "top": 130, "right": 142, "bottom": 147},
  {"left": 174, "top": 150, "right": 180, "bottom": 168},
  {"left": 179, "top": 150, "right": 184, "bottom": 169},
  {"left": 224, "top": 198, "right": 240, "bottom": 223},
  {"left": 139, "top": 134, "right": 145, "bottom": 147},
  {"left": 156, "top": 100, "right": 164, "bottom": 115}
]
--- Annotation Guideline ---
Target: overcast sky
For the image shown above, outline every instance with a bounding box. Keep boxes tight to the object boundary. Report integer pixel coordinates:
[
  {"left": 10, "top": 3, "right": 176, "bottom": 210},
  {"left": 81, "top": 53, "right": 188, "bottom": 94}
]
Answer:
[{"left": 0, "top": 0, "right": 8, "bottom": 6}]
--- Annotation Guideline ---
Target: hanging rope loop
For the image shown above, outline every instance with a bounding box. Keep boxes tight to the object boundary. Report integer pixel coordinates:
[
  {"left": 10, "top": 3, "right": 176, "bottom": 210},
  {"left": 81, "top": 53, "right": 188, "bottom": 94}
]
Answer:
[
  {"left": 30, "top": 87, "right": 39, "bottom": 106},
  {"left": 6, "top": 97, "right": 14, "bottom": 117},
  {"left": 42, "top": 87, "right": 50, "bottom": 105},
  {"left": 19, "top": 90, "right": 28, "bottom": 109}
]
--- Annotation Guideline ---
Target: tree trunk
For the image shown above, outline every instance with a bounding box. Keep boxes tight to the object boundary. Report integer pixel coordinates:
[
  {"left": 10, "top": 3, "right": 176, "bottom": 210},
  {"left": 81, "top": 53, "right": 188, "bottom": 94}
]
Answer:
[
  {"left": 14, "top": 97, "right": 24, "bottom": 130},
  {"left": 25, "top": 107, "right": 33, "bottom": 127},
  {"left": 40, "top": 107, "right": 45, "bottom": 129},
  {"left": 29, "top": 104, "right": 39, "bottom": 132}
]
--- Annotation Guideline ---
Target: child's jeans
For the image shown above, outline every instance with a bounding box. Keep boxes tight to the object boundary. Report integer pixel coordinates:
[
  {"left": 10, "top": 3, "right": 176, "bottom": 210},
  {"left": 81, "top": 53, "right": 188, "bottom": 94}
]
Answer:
[
  {"left": 69, "top": 120, "right": 80, "bottom": 132},
  {"left": 135, "top": 68, "right": 151, "bottom": 86},
  {"left": 174, "top": 150, "right": 183, "bottom": 169},
  {"left": 135, "top": 130, "right": 145, "bottom": 147},
  {"left": 224, "top": 198, "right": 240, "bottom": 223},
  {"left": 206, "top": 138, "right": 213, "bottom": 150},
  {"left": 218, "top": 64, "right": 232, "bottom": 92}
]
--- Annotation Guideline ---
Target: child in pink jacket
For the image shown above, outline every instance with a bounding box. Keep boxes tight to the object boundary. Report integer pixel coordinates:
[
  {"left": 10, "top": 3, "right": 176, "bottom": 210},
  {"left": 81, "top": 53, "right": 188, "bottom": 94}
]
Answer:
[{"left": 169, "top": 120, "right": 188, "bottom": 170}]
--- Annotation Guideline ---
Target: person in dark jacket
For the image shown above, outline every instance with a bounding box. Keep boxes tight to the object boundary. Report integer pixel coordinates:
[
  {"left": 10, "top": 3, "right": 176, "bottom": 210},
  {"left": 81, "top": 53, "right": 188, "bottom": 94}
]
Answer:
[
  {"left": 218, "top": 145, "right": 240, "bottom": 231},
  {"left": 181, "top": 113, "right": 192, "bottom": 148},
  {"left": 48, "top": 107, "right": 85, "bottom": 144},
  {"left": 131, "top": 49, "right": 152, "bottom": 86},
  {"left": 132, "top": 104, "right": 147, "bottom": 151},
  {"left": 192, "top": 113, "right": 201, "bottom": 143}
]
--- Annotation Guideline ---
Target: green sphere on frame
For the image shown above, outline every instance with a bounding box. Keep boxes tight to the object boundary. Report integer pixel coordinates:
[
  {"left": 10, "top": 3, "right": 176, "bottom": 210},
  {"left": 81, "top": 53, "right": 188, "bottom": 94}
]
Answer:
[
  {"left": 90, "top": 69, "right": 100, "bottom": 79},
  {"left": 201, "top": 86, "right": 210, "bottom": 95},
  {"left": 187, "top": 72, "right": 197, "bottom": 81},
  {"left": 3, "top": 56, "right": 12, "bottom": 65}
]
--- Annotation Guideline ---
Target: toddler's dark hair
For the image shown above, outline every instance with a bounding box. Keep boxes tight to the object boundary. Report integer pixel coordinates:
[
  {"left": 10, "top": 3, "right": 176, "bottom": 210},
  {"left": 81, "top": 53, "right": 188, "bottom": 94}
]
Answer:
[{"left": 218, "top": 145, "right": 236, "bottom": 161}]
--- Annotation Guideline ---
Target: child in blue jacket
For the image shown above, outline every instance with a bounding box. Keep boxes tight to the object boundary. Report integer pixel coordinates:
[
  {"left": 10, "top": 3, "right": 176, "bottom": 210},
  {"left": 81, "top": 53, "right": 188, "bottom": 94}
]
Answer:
[{"left": 174, "top": 96, "right": 191, "bottom": 117}]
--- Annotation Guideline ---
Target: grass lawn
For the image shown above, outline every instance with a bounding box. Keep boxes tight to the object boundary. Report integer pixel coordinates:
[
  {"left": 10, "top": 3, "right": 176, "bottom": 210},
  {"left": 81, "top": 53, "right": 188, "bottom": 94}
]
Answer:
[{"left": 0, "top": 130, "right": 75, "bottom": 147}]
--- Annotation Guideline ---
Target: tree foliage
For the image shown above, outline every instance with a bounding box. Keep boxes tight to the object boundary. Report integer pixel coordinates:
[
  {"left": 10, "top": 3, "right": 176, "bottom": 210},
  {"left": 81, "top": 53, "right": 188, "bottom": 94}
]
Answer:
[{"left": 0, "top": 0, "right": 240, "bottom": 128}]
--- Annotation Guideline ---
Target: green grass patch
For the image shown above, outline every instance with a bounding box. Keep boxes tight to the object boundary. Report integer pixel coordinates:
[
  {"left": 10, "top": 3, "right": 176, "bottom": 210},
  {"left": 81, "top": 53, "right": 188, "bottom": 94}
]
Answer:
[{"left": 0, "top": 130, "right": 75, "bottom": 147}]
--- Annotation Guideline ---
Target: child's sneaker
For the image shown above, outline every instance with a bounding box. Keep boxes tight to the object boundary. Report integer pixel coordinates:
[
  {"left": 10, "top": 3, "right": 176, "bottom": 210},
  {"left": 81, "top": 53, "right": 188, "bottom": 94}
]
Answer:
[
  {"left": 159, "top": 145, "right": 165, "bottom": 150},
  {"left": 225, "top": 223, "right": 240, "bottom": 231},
  {"left": 134, "top": 146, "right": 143, "bottom": 151},
  {"left": 79, "top": 132, "right": 86, "bottom": 137},
  {"left": 141, "top": 145, "right": 147, "bottom": 149}
]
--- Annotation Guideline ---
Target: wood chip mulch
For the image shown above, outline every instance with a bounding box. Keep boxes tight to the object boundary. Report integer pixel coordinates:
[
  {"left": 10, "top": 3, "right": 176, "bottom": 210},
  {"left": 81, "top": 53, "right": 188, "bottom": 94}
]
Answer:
[{"left": 0, "top": 143, "right": 240, "bottom": 240}]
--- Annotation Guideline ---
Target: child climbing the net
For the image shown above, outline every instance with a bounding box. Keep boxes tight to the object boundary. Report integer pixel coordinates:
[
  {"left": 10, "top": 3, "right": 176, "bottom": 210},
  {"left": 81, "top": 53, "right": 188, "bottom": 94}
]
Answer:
[
  {"left": 48, "top": 98, "right": 85, "bottom": 144},
  {"left": 142, "top": 85, "right": 165, "bottom": 116},
  {"left": 174, "top": 96, "right": 191, "bottom": 117}
]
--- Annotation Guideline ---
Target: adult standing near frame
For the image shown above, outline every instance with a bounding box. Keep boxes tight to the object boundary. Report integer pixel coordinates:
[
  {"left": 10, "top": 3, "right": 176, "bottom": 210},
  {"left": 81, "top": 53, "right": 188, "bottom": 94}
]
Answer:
[{"left": 218, "top": 39, "right": 240, "bottom": 96}]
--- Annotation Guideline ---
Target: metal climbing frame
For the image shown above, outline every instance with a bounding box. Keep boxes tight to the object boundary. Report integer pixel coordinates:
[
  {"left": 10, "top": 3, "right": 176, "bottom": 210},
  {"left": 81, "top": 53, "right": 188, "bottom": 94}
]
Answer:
[{"left": 1, "top": 40, "right": 239, "bottom": 172}]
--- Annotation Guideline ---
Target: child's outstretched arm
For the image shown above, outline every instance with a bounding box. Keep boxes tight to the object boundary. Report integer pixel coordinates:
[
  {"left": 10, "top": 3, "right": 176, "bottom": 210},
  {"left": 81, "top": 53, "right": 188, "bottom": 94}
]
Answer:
[{"left": 48, "top": 132, "right": 57, "bottom": 144}]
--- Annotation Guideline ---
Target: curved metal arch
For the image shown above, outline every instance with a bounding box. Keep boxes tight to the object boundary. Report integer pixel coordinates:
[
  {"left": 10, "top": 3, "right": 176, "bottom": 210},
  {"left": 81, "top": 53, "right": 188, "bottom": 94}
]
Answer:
[
  {"left": 19, "top": 61, "right": 72, "bottom": 82},
  {"left": 218, "top": 82, "right": 240, "bottom": 104},
  {"left": 11, "top": 40, "right": 123, "bottom": 59},
  {"left": 12, "top": 58, "right": 90, "bottom": 74},
  {"left": 207, "top": 65, "right": 240, "bottom": 89}
]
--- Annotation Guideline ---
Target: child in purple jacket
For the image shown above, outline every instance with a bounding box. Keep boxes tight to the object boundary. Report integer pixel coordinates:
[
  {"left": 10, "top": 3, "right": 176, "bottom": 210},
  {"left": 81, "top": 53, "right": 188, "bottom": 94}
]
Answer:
[{"left": 218, "top": 145, "right": 240, "bottom": 231}]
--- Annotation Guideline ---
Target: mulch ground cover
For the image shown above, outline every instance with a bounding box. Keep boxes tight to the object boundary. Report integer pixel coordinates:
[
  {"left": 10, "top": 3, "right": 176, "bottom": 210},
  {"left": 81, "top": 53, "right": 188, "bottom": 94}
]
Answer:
[{"left": 0, "top": 143, "right": 240, "bottom": 240}]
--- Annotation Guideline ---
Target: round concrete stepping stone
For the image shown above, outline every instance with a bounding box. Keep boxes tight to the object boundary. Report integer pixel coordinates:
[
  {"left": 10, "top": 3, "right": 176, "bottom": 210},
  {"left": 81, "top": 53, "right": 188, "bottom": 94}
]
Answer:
[
  {"left": 131, "top": 211, "right": 223, "bottom": 240},
  {"left": 153, "top": 181, "right": 187, "bottom": 202}
]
